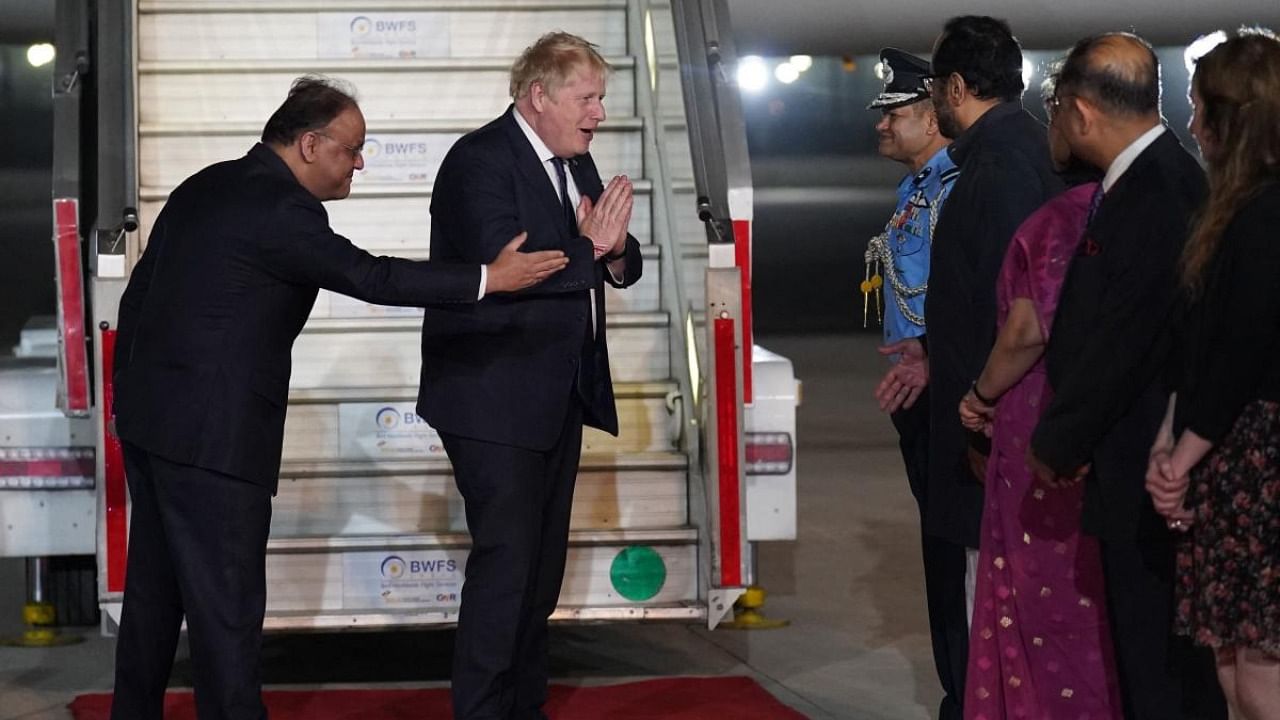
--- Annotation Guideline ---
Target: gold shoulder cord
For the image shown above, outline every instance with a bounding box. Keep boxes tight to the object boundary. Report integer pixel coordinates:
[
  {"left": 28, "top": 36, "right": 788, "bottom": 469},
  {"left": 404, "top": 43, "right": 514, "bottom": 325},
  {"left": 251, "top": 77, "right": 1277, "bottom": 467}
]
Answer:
[{"left": 862, "top": 233, "right": 886, "bottom": 327}]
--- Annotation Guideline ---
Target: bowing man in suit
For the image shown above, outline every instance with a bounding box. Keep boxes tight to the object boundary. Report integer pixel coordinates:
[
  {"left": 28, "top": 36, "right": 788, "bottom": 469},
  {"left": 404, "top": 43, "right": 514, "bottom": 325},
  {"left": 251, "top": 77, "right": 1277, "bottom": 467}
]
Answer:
[
  {"left": 1028, "top": 34, "right": 1225, "bottom": 719},
  {"left": 418, "top": 32, "right": 643, "bottom": 720},
  {"left": 110, "top": 76, "right": 566, "bottom": 720}
]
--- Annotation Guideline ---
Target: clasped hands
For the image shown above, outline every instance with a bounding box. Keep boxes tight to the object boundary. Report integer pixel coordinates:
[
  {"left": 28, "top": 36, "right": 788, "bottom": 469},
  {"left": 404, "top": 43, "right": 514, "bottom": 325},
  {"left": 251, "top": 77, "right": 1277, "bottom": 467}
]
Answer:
[
  {"left": 578, "top": 175, "right": 633, "bottom": 261},
  {"left": 1145, "top": 445, "right": 1194, "bottom": 533},
  {"left": 958, "top": 388, "right": 995, "bottom": 438}
]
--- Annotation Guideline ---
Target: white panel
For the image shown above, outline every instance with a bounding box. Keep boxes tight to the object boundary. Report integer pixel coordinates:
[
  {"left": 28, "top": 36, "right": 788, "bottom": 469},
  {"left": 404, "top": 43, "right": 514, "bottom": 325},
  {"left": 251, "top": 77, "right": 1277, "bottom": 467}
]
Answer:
[
  {"left": 140, "top": 13, "right": 322, "bottom": 61},
  {"left": 315, "top": 12, "right": 452, "bottom": 59},
  {"left": 280, "top": 394, "right": 676, "bottom": 463},
  {"left": 136, "top": 127, "right": 641, "bottom": 191},
  {"left": 559, "top": 544, "right": 696, "bottom": 606},
  {"left": 137, "top": 65, "right": 635, "bottom": 124},
  {"left": 307, "top": 255, "right": 660, "bottom": 320},
  {"left": 325, "top": 197, "right": 432, "bottom": 253},
  {"left": 139, "top": 184, "right": 673, "bottom": 250},
  {"left": 280, "top": 404, "right": 340, "bottom": 461},
  {"left": 264, "top": 542, "right": 696, "bottom": 612},
  {"left": 265, "top": 553, "right": 346, "bottom": 611},
  {"left": 286, "top": 323, "right": 665, "bottom": 388},
  {"left": 446, "top": 9, "right": 626, "bottom": 58},
  {"left": 270, "top": 467, "right": 687, "bottom": 537},
  {"left": 313, "top": 291, "right": 426, "bottom": 320},
  {"left": 0, "top": 490, "right": 95, "bottom": 557},
  {"left": 138, "top": 9, "right": 626, "bottom": 62}
]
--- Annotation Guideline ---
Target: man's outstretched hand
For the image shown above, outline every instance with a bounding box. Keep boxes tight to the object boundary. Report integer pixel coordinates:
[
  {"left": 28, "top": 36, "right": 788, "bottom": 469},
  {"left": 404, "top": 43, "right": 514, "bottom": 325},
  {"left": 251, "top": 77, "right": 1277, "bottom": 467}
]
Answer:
[
  {"left": 874, "top": 338, "right": 928, "bottom": 413},
  {"left": 485, "top": 232, "right": 569, "bottom": 293}
]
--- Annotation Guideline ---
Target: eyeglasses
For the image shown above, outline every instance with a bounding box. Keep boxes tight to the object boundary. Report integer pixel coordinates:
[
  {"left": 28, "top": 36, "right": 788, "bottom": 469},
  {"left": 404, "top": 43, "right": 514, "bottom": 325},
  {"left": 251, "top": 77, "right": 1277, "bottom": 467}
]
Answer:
[
  {"left": 1044, "top": 92, "right": 1074, "bottom": 119},
  {"left": 315, "top": 131, "right": 364, "bottom": 160}
]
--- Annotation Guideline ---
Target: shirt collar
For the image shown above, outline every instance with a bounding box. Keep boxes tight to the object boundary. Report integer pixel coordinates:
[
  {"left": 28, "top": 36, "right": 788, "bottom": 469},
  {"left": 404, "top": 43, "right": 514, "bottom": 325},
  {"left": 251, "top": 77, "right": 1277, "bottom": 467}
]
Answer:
[
  {"left": 512, "top": 106, "right": 557, "bottom": 164},
  {"left": 1102, "top": 124, "right": 1165, "bottom": 192},
  {"left": 914, "top": 144, "right": 956, "bottom": 186}
]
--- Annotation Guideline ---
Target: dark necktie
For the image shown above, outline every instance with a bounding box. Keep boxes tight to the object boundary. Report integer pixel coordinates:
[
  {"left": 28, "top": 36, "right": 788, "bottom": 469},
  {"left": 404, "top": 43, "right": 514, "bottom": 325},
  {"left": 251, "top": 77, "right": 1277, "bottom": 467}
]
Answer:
[
  {"left": 1085, "top": 183, "right": 1104, "bottom": 227},
  {"left": 1081, "top": 183, "right": 1105, "bottom": 256},
  {"left": 551, "top": 157, "right": 577, "bottom": 235}
]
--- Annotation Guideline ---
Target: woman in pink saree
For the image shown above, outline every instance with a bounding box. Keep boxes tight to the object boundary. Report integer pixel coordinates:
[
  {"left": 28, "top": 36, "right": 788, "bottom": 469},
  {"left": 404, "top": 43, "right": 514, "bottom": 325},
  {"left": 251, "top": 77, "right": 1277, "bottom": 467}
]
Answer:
[{"left": 957, "top": 79, "right": 1123, "bottom": 719}]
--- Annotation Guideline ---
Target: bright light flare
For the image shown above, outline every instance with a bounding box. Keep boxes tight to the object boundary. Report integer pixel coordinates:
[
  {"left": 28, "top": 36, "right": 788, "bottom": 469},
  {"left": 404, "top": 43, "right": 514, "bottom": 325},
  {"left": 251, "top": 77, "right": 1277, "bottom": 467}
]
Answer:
[
  {"left": 789, "top": 55, "right": 813, "bottom": 72},
  {"left": 1185, "top": 31, "right": 1228, "bottom": 75},
  {"left": 737, "top": 55, "right": 769, "bottom": 93},
  {"left": 27, "top": 43, "right": 55, "bottom": 68},
  {"left": 775, "top": 62, "right": 800, "bottom": 84}
]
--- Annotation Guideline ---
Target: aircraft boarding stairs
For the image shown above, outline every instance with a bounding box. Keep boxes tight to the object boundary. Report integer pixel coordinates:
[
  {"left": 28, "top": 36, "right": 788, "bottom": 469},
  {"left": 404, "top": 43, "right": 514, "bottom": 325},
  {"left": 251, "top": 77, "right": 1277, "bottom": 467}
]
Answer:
[{"left": 126, "top": 0, "right": 712, "bottom": 630}]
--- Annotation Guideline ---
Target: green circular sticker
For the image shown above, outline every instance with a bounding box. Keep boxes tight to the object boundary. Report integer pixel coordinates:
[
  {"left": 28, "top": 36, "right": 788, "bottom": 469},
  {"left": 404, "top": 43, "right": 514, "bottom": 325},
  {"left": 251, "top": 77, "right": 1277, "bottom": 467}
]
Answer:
[{"left": 609, "top": 546, "right": 667, "bottom": 602}]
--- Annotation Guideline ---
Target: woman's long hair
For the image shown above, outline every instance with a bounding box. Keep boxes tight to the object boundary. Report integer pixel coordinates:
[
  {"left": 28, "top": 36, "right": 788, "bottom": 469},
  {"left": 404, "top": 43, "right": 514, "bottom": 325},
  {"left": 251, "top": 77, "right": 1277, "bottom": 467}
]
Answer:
[{"left": 1181, "top": 29, "right": 1280, "bottom": 292}]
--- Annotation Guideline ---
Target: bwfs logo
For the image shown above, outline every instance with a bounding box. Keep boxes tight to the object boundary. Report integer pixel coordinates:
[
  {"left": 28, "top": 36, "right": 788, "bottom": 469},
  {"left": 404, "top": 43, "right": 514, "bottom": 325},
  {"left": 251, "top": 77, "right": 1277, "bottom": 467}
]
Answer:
[{"left": 380, "top": 555, "right": 406, "bottom": 579}]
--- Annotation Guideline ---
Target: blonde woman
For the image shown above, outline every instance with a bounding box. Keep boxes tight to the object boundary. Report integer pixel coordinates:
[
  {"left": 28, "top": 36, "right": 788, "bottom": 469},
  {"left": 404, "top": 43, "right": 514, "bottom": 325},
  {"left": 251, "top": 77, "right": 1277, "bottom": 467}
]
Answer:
[{"left": 1147, "top": 28, "right": 1280, "bottom": 720}]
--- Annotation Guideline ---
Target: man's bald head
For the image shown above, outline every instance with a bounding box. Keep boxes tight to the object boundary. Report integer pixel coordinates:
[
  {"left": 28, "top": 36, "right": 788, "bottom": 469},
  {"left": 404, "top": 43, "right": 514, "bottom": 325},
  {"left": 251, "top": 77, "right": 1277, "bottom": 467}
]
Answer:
[{"left": 1058, "top": 32, "right": 1160, "bottom": 118}]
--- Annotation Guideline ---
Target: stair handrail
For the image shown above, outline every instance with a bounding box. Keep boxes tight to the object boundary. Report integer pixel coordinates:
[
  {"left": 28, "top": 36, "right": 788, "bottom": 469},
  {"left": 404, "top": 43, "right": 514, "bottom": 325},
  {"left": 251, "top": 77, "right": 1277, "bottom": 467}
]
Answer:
[
  {"left": 625, "top": 1, "right": 703, "bottom": 461},
  {"left": 649, "top": 0, "right": 755, "bottom": 627}
]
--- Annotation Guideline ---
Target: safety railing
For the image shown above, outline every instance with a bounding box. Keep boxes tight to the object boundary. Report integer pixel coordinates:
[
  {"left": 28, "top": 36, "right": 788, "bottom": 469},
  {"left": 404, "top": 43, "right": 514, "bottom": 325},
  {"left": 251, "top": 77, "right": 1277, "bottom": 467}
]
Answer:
[{"left": 632, "top": 0, "right": 754, "bottom": 627}]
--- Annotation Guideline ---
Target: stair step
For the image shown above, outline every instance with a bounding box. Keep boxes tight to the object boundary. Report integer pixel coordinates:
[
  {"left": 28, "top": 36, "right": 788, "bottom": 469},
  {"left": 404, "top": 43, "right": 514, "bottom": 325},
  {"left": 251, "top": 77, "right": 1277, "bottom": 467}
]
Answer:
[
  {"left": 285, "top": 380, "right": 676, "bottom": 404},
  {"left": 310, "top": 245, "right": 662, "bottom": 317},
  {"left": 138, "top": 119, "right": 647, "bottom": 190},
  {"left": 272, "top": 452, "right": 689, "bottom": 537},
  {"left": 280, "top": 387, "right": 681, "bottom": 461},
  {"left": 137, "top": 117, "right": 692, "bottom": 190},
  {"left": 287, "top": 313, "right": 670, "bottom": 388},
  {"left": 136, "top": 57, "right": 638, "bottom": 124},
  {"left": 138, "top": 180, "right": 705, "bottom": 250},
  {"left": 138, "top": 2, "right": 630, "bottom": 65},
  {"left": 278, "top": 449, "right": 687, "bottom": 476},
  {"left": 261, "top": 527, "right": 698, "bottom": 618},
  {"left": 257, "top": 602, "right": 706, "bottom": 631},
  {"left": 267, "top": 527, "right": 697, "bottom": 552}
]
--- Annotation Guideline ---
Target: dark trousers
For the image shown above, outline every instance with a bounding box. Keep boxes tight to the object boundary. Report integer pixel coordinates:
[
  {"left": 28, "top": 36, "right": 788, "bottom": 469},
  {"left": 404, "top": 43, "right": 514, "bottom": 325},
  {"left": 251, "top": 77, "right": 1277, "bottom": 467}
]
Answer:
[
  {"left": 443, "top": 401, "right": 584, "bottom": 720},
  {"left": 892, "top": 392, "right": 969, "bottom": 720},
  {"left": 1098, "top": 526, "right": 1226, "bottom": 720},
  {"left": 110, "top": 443, "right": 272, "bottom": 720}
]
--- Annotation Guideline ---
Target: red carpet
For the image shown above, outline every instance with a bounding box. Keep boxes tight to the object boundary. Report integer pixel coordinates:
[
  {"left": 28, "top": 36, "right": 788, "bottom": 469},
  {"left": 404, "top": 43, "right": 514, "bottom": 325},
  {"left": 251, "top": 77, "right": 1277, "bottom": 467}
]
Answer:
[{"left": 69, "top": 676, "right": 807, "bottom": 719}]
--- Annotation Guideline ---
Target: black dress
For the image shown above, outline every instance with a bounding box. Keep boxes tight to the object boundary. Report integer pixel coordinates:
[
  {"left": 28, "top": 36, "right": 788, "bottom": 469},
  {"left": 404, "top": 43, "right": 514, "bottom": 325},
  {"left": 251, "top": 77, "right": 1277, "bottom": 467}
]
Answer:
[{"left": 1173, "top": 180, "right": 1280, "bottom": 658}]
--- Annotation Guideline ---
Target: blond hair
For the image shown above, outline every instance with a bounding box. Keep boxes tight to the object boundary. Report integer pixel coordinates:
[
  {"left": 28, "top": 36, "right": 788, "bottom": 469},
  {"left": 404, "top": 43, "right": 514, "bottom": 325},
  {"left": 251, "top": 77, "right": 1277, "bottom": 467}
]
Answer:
[
  {"left": 509, "top": 32, "right": 611, "bottom": 100},
  {"left": 1181, "top": 28, "right": 1280, "bottom": 292}
]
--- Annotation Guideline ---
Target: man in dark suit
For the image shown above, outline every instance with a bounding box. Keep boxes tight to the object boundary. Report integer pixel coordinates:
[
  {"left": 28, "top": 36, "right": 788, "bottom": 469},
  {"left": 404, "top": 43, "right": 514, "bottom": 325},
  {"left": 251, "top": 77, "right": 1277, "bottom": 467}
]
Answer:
[
  {"left": 418, "top": 32, "right": 642, "bottom": 720},
  {"left": 880, "top": 17, "right": 1063, "bottom": 719},
  {"left": 1029, "top": 33, "right": 1226, "bottom": 720},
  {"left": 110, "top": 76, "right": 567, "bottom": 720}
]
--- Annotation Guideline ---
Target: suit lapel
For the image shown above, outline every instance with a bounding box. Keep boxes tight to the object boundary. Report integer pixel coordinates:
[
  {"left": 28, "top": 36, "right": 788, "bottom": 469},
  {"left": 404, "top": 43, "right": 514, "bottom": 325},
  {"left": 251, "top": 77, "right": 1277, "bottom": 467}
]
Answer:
[
  {"left": 1094, "top": 130, "right": 1178, "bottom": 236},
  {"left": 567, "top": 155, "right": 602, "bottom": 203},
  {"left": 499, "top": 108, "right": 572, "bottom": 240}
]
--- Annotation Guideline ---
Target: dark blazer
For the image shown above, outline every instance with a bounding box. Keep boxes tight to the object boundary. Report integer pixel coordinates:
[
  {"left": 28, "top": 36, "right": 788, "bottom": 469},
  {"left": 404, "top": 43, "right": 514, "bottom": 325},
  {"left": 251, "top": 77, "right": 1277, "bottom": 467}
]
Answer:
[
  {"left": 114, "top": 144, "right": 480, "bottom": 492},
  {"left": 417, "top": 107, "right": 643, "bottom": 451},
  {"left": 1032, "top": 130, "right": 1207, "bottom": 540},
  {"left": 924, "top": 102, "right": 1064, "bottom": 547}
]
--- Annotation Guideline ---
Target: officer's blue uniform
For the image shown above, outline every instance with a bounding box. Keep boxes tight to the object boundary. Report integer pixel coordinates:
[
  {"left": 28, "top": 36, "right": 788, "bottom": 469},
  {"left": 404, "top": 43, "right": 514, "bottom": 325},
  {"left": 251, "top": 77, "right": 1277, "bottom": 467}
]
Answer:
[{"left": 875, "top": 146, "right": 959, "bottom": 345}]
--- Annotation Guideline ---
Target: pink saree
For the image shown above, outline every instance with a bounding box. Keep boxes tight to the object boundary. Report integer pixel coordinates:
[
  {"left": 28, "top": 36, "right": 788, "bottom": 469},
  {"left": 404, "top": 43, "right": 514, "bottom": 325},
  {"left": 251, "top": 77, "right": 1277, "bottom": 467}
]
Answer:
[{"left": 964, "top": 183, "right": 1123, "bottom": 720}]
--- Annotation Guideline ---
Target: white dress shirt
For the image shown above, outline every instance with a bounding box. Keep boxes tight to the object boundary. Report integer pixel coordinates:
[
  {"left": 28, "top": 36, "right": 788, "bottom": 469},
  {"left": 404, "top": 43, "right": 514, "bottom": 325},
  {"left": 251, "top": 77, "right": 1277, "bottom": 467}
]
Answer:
[
  {"left": 512, "top": 108, "right": 623, "bottom": 336},
  {"left": 1102, "top": 124, "right": 1165, "bottom": 193}
]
